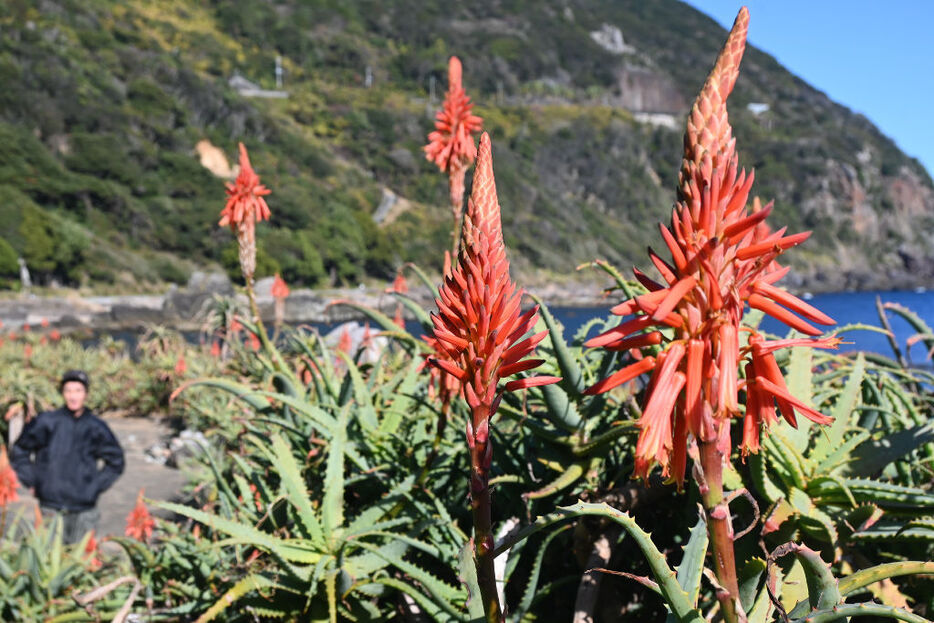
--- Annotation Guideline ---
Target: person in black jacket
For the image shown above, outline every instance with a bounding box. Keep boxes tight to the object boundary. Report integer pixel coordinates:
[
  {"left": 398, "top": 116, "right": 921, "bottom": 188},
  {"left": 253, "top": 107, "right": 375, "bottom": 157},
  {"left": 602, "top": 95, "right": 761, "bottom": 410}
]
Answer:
[{"left": 11, "top": 370, "right": 125, "bottom": 544}]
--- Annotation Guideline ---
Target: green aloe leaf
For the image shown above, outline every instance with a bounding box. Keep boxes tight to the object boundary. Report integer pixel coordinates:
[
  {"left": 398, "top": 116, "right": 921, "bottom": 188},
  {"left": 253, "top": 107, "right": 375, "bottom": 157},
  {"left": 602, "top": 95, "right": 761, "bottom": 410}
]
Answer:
[
  {"left": 195, "top": 574, "right": 277, "bottom": 623},
  {"left": 528, "top": 294, "right": 584, "bottom": 393},
  {"left": 158, "top": 501, "right": 322, "bottom": 564},
  {"left": 812, "top": 354, "right": 865, "bottom": 464},
  {"left": 676, "top": 515, "right": 708, "bottom": 606},
  {"left": 514, "top": 524, "right": 571, "bottom": 621},
  {"left": 391, "top": 292, "right": 434, "bottom": 333},
  {"left": 270, "top": 435, "right": 325, "bottom": 545},
  {"left": 793, "top": 544, "right": 842, "bottom": 610},
  {"left": 843, "top": 421, "right": 934, "bottom": 478},
  {"left": 495, "top": 502, "right": 702, "bottom": 623},
  {"left": 783, "top": 347, "right": 816, "bottom": 452},
  {"left": 789, "top": 603, "right": 931, "bottom": 623},
  {"left": 335, "top": 351, "right": 379, "bottom": 433},
  {"left": 838, "top": 561, "right": 934, "bottom": 596},
  {"left": 322, "top": 406, "right": 349, "bottom": 539},
  {"left": 457, "top": 538, "right": 486, "bottom": 620}
]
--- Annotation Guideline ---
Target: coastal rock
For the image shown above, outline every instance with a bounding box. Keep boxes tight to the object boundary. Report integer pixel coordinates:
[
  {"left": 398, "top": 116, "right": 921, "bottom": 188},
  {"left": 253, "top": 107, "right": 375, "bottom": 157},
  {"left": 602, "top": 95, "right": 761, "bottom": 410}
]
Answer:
[{"left": 162, "top": 272, "right": 233, "bottom": 320}]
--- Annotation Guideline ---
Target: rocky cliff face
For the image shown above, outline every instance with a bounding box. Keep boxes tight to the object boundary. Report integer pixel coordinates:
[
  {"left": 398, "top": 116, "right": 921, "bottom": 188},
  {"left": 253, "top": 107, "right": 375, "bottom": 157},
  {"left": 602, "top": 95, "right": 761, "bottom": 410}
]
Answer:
[{"left": 0, "top": 0, "right": 931, "bottom": 293}]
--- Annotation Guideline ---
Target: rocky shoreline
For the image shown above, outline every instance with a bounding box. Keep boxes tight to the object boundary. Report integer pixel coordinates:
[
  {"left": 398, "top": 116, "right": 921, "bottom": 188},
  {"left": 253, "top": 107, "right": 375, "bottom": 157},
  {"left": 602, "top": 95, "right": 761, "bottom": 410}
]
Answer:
[
  {"left": 0, "top": 271, "right": 611, "bottom": 333},
  {"left": 0, "top": 269, "right": 927, "bottom": 334}
]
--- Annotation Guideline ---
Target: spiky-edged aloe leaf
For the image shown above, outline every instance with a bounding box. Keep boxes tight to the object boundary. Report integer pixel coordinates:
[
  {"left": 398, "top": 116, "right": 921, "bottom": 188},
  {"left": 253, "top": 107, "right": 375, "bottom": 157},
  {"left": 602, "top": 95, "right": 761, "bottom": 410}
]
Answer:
[
  {"left": 335, "top": 351, "right": 378, "bottom": 433},
  {"left": 851, "top": 519, "right": 934, "bottom": 541},
  {"left": 812, "top": 354, "right": 864, "bottom": 463},
  {"left": 355, "top": 541, "right": 464, "bottom": 617},
  {"left": 158, "top": 501, "right": 321, "bottom": 564},
  {"left": 539, "top": 383, "right": 583, "bottom": 432},
  {"left": 844, "top": 421, "right": 934, "bottom": 478},
  {"left": 676, "top": 516, "right": 708, "bottom": 606},
  {"left": 749, "top": 453, "right": 784, "bottom": 503},
  {"left": 528, "top": 294, "right": 583, "bottom": 393},
  {"left": 524, "top": 459, "right": 587, "bottom": 500},
  {"left": 196, "top": 574, "right": 277, "bottom": 623},
  {"left": 808, "top": 478, "right": 934, "bottom": 511},
  {"left": 571, "top": 422, "right": 636, "bottom": 457},
  {"left": 391, "top": 292, "right": 434, "bottom": 333},
  {"left": 763, "top": 434, "right": 808, "bottom": 489},
  {"left": 328, "top": 300, "right": 418, "bottom": 344},
  {"left": 494, "top": 502, "right": 702, "bottom": 623},
  {"left": 270, "top": 435, "right": 324, "bottom": 545},
  {"left": 783, "top": 347, "right": 815, "bottom": 452},
  {"left": 457, "top": 539, "right": 485, "bottom": 620},
  {"left": 738, "top": 558, "right": 767, "bottom": 613},
  {"left": 838, "top": 561, "right": 934, "bottom": 596},
  {"left": 789, "top": 603, "right": 930, "bottom": 623},
  {"left": 514, "top": 524, "right": 570, "bottom": 621},
  {"left": 322, "top": 406, "right": 349, "bottom": 539},
  {"left": 373, "top": 577, "right": 452, "bottom": 622},
  {"left": 815, "top": 431, "right": 870, "bottom": 475},
  {"left": 786, "top": 543, "right": 841, "bottom": 611}
]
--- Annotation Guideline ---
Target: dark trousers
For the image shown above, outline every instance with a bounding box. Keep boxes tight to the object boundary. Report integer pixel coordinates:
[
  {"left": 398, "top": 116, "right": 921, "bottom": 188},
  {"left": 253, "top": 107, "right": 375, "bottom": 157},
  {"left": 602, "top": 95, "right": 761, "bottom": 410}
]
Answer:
[{"left": 40, "top": 506, "right": 100, "bottom": 545}]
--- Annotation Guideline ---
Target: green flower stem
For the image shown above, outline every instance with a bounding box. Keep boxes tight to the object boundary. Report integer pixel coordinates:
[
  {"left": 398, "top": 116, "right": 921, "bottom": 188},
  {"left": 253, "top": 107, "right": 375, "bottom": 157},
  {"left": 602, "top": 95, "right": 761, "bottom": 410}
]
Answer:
[
  {"left": 699, "top": 439, "right": 741, "bottom": 623},
  {"left": 470, "top": 403, "right": 504, "bottom": 623}
]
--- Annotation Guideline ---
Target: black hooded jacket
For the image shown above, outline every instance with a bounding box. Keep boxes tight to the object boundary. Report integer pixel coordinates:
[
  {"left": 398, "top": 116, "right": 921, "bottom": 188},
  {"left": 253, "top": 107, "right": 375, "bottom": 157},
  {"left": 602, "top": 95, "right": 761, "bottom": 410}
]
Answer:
[{"left": 11, "top": 407, "right": 125, "bottom": 511}]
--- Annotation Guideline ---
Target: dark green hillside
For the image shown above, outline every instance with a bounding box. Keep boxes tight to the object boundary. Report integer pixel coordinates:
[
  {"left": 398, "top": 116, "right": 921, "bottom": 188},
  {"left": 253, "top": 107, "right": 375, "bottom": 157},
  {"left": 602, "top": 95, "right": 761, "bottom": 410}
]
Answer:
[{"left": 0, "top": 0, "right": 931, "bottom": 291}]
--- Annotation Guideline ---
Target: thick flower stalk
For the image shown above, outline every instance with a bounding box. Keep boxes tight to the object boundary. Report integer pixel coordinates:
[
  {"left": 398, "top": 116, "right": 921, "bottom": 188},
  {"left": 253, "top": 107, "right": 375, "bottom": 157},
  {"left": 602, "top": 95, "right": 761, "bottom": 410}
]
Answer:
[
  {"left": 425, "top": 56, "right": 483, "bottom": 252},
  {"left": 125, "top": 489, "right": 155, "bottom": 542},
  {"left": 430, "top": 133, "right": 559, "bottom": 623},
  {"left": 584, "top": 8, "right": 838, "bottom": 621}
]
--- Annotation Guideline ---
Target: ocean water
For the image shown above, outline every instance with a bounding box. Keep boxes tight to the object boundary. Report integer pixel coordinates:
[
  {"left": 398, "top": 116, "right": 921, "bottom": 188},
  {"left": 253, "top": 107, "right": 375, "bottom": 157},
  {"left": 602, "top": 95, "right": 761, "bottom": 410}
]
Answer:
[{"left": 548, "top": 290, "right": 934, "bottom": 361}]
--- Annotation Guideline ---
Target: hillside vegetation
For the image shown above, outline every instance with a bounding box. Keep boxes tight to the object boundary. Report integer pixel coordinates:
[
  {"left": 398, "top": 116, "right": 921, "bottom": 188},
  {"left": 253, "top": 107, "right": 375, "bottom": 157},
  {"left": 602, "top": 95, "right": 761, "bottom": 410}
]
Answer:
[{"left": 0, "top": 0, "right": 931, "bottom": 292}]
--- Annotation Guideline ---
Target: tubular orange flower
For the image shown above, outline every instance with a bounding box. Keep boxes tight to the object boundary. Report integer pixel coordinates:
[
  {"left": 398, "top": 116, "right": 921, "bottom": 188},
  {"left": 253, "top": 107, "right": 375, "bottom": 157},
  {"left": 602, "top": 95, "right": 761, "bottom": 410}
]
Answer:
[
  {"left": 0, "top": 447, "right": 20, "bottom": 507},
  {"left": 125, "top": 489, "right": 155, "bottom": 542},
  {"left": 174, "top": 355, "right": 186, "bottom": 376},
  {"left": 429, "top": 133, "right": 559, "bottom": 623},
  {"left": 585, "top": 7, "right": 838, "bottom": 484},
  {"left": 425, "top": 56, "right": 484, "bottom": 235}
]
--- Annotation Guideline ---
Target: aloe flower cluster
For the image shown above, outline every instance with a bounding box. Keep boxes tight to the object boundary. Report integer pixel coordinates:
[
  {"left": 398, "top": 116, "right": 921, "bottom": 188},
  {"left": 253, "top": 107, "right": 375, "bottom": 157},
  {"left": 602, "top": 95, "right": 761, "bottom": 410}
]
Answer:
[
  {"left": 0, "top": 447, "right": 19, "bottom": 507},
  {"left": 125, "top": 488, "right": 155, "bottom": 543},
  {"left": 425, "top": 57, "right": 483, "bottom": 237},
  {"left": 586, "top": 7, "right": 839, "bottom": 486},
  {"left": 584, "top": 9, "right": 841, "bottom": 618},
  {"left": 430, "top": 133, "right": 559, "bottom": 622},
  {"left": 219, "top": 143, "right": 271, "bottom": 288}
]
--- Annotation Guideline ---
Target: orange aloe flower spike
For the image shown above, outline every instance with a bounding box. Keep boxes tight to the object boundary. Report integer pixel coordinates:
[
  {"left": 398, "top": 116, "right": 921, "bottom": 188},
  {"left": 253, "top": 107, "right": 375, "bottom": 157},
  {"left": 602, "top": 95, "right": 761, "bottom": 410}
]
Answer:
[
  {"left": 125, "top": 489, "right": 155, "bottom": 542},
  {"left": 0, "top": 446, "right": 19, "bottom": 507},
  {"left": 271, "top": 273, "right": 290, "bottom": 299}
]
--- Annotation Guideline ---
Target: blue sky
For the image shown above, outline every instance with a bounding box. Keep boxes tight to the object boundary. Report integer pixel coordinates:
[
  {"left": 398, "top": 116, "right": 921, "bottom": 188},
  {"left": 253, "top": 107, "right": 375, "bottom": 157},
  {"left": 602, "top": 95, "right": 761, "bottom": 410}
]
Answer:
[{"left": 684, "top": 1, "right": 934, "bottom": 177}]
